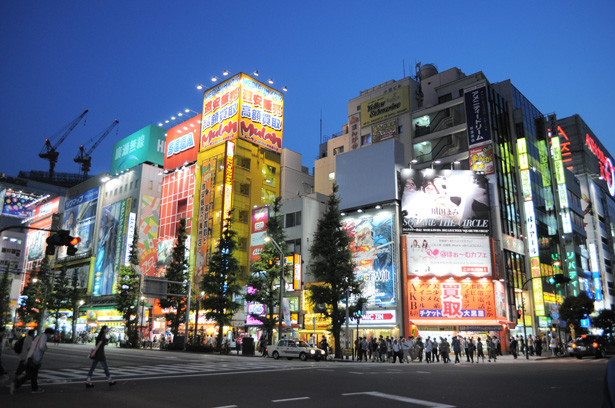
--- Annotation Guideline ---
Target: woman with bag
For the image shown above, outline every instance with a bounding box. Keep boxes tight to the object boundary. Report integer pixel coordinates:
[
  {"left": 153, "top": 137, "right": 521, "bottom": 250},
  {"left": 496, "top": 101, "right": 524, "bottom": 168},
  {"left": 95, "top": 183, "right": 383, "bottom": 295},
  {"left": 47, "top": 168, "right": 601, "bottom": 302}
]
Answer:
[{"left": 85, "top": 326, "right": 116, "bottom": 388}]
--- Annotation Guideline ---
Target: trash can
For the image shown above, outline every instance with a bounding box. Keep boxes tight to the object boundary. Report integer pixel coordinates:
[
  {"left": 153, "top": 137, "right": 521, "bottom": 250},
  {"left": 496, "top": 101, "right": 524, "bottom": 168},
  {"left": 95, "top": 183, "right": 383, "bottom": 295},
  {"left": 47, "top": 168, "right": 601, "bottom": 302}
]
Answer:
[{"left": 242, "top": 336, "right": 255, "bottom": 355}]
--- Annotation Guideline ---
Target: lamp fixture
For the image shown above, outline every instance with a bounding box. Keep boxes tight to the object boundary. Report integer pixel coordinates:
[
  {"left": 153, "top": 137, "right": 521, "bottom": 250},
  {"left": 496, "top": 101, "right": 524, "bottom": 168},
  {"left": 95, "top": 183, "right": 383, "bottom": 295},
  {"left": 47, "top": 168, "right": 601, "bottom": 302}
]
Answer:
[
  {"left": 250, "top": 70, "right": 259, "bottom": 77},
  {"left": 267, "top": 78, "right": 274, "bottom": 85},
  {"left": 196, "top": 84, "right": 204, "bottom": 90},
  {"left": 222, "top": 69, "right": 230, "bottom": 76},
  {"left": 211, "top": 75, "right": 221, "bottom": 82},
  {"left": 357, "top": 209, "right": 363, "bottom": 213},
  {"left": 375, "top": 205, "right": 382, "bottom": 210},
  {"left": 185, "top": 108, "right": 200, "bottom": 115},
  {"left": 280, "top": 86, "right": 288, "bottom": 92},
  {"left": 411, "top": 159, "right": 418, "bottom": 163}
]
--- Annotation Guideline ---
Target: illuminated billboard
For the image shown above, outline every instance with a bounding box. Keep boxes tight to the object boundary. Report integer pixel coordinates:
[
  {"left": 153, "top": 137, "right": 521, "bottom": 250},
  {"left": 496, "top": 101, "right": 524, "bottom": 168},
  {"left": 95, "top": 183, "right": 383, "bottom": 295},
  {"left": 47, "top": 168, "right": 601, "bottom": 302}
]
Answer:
[
  {"left": 342, "top": 208, "right": 396, "bottom": 306},
  {"left": 400, "top": 169, "right": 490, "bottom": 234},
  {"left": 29, "top": 197, "right": 60, "bottom": 223},
  {"left": 464, "top": 83, "right": 492, "bottom": 147},
  {"left": 222, "top": 141, "right": 235, "bottom": 223},
  {"left": 406, "top": 235, "right": 491, "bottom": 277},
  {"left": 110, "top": 125, "right": 166, "bottom": 174},
  {"left": 138, "top": 195, "right": 160, "bottom": 277},
  {"left": 469, "top": 144, "right": 494, "bottom": 175},
  {"left": 2, "top": 190, "right": 37, "bottom": 218},
  {"left": 164, "top": 115, "right": 200, "bottom": 170},
  {"left": 406, "top": 277, "right": 496, "bottom": 320},
  {"left": 200, "top": 73, "right": 284, "bottom": 153},
  {"left": 195, "top": 158, "right": 217, "bottom": 277},
  {"left": 360, "top": 87, "right": 409, "bottom": 127},
  {"left": 60, "top": 188, "right": 98, "bottom": 257},
  {"left": 26, "top": 217, "right": 51, "bottom": 262},
  {"left": 250, "top": 207, "right": 268, "bottom": 263}
]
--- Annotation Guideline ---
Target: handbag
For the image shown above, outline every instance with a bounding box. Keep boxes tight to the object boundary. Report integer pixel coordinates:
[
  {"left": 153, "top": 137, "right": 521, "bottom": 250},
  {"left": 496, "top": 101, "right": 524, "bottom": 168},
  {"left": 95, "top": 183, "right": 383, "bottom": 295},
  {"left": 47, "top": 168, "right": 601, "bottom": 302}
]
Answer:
[{"left": 89, "top": 341, "right": 102, "bottom": 359}]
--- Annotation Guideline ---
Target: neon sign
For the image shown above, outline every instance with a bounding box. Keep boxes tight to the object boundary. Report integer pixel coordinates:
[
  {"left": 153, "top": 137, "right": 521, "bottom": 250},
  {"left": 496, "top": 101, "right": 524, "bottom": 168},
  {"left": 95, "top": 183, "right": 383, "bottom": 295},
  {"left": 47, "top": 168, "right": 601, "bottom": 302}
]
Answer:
[
  {"left": 586, "top": 133, "right": 615, "bottom": 196},
  {"left": 222, "top": 141, "right": 235, "bottom": 224}
]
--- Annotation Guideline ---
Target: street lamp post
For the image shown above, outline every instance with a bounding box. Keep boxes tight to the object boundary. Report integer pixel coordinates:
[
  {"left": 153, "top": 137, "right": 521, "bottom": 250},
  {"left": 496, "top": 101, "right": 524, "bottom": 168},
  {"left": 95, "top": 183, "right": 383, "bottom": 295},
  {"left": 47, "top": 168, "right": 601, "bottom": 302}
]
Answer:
[
  {"left": 265, "top": 236, "right": 284, "bottom": 342},
  {"left": 345, "top": 288, "right": 350, "bottom": 360},
  {"left": 73, "top": 299, "right": 84, "bottom": 343}
]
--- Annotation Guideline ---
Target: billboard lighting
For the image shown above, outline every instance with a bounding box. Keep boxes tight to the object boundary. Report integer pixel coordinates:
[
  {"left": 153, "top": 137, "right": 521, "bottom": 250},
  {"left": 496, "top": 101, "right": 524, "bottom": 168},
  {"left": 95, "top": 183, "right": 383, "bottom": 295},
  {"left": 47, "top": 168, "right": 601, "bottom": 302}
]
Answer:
[
  {"left": 185, "top": 109, "right": 199, "bottom": 115},
  {"left": 222, "top": 69, "right": 230, "bottom": 76},
  {"left": 211, "top": 75, "right": 221, "bottom": 82},
  {"left": 267, "top": 78, "right": 274, "bottom": 84},
  {"left": 196, "top": 84, "right": 203, "bottom": 90},
  {"left": 341, "top": 212, "right": 346, "bottom": 216},
  {"left": 375, "top": 205, "right": 382, "bottom": 209},
  {"left": 250, "top": 70, "right": 259, "bottom": 77},
  {"left": 357, "top": 209, "right": 363, "bottom": 213}
]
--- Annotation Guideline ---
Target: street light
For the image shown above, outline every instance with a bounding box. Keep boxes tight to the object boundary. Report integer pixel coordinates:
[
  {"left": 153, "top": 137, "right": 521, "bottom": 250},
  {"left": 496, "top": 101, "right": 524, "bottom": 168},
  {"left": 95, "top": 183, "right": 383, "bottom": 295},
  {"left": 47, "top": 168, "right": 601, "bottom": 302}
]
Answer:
[
  {"left": 264, "top": 236, "right": 284, "bottom": 342},
  {"left": 72, "top": 299, "right": 84, "bottom": 343}
]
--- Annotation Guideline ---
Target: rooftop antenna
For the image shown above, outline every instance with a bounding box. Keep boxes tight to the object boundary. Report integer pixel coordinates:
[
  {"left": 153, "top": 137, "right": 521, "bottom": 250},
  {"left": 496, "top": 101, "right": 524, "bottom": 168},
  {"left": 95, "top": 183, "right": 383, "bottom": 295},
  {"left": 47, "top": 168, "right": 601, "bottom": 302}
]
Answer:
[{"left": 403, "top": 59, "right": 406, "bottom": 78}]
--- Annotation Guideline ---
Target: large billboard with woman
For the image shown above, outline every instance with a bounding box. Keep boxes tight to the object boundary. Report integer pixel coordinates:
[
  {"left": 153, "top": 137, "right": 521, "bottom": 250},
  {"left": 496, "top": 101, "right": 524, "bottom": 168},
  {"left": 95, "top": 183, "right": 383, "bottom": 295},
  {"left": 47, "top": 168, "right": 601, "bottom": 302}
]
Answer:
[{"left": 400, "top": 169, "right": 490, "bottom": 234}]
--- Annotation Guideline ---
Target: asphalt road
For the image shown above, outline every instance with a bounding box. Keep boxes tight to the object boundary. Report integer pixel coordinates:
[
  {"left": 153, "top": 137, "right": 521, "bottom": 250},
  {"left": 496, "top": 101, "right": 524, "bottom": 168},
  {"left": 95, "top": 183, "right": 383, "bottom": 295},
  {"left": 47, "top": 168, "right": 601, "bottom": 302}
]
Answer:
[{"left": 1, "top": 343, "right": 610, "bottom": 408}]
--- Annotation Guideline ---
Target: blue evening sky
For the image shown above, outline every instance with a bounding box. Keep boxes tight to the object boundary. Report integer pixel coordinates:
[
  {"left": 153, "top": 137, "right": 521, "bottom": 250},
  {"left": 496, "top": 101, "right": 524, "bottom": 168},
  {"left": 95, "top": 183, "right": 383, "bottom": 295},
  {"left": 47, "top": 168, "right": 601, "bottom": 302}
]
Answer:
[{"left": 1, "top": 0, "right": 613, "bottom": 177}]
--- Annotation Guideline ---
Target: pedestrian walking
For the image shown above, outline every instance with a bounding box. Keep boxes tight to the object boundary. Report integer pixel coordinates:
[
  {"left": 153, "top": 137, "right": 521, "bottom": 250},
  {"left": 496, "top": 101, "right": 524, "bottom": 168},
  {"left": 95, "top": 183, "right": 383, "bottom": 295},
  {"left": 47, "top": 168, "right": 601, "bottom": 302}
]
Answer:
[
  {"left": 392, "top": 339, "right": 401, "bottom": 363},
  {"left": 416, "top": 337, "right": 424, "bottom": 362},
  {"left": 424, "top": 337, "right": 432, "bottom": 363},
  {"left": 534, "top": 335, "right": 543, "bottom": 356},
  {"left": 11, "top": 328, "right": 55, "bottom": 394},
  {"left": 15, "top": 330, "right": 35, "bottom": 376},
  {"left": 379, "top": 338, "right": 387, "bottom": 362},
  {"left": 487, "top": 336, "right": 497, "bottom": 362},
  {"left": 0, "top": 327, "right": 7, "bottom": 378},
  {"left": 463, "top": 337, "right": 470, "bottom": 362},
  {"left": 371, "top": 337, "right": 379, "bottom": 362},
  {"left": 510, "top": 337, "right": 518, "bottom": 359},
  {"left": 401, "top": 337, "right": 410, "bottom": 363},
  {"left": 467, "top": 338, "right": 475, "bottom": 363},
  {"left": 432, "top": 338, "right": 439, "bottom": 362},
  {"left": 476, "top": 338, "right": 485, "bottom": 363},
  {"left": 452, "top": 336, "right": 461, "bottom": 364},
  {"left": 440, "top": 337, "right": 450, "bottom": 363},
  {"left": 85, "top": 326, "right": 116, "bottom": 388},
  {"left": 495, "top": 336, "right": 502, "bottom": 356}
]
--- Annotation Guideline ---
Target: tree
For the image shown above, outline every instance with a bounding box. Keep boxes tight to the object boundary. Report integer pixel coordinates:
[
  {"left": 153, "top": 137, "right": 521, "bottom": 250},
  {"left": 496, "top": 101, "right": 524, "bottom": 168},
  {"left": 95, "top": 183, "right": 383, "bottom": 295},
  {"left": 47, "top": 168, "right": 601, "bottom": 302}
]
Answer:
[
  {"left": 245, "top": 198, "right": 290, "bottom": 345},
  {"left": 200, "top": 212, "right": 242, "bottom": 351},
  {"left": 69, "top": 271, "right": 87, "bottom": 343},
  {"left": 115, "top": 232, "right": 141, "bottom": 345},
  {"left": 47, "top": 264, "right": 71, "bottom": 331},
  {"left": 308, "top": 184, "right": 366, "bottom": 358},
  {"left": 559, "top": 291, "right": 595, "bottom": 335},
  {"left": 0, "top": 267, "right": 12, "bottom": 326},
  {"left": 17, "top": 257, "right": 53, "bottom": 333},
  {"left": 158, "top": 218, "right": 189, "bottom": 338},
  {"left": 593, "top": 309, "right": 615, "bottom": 338}
]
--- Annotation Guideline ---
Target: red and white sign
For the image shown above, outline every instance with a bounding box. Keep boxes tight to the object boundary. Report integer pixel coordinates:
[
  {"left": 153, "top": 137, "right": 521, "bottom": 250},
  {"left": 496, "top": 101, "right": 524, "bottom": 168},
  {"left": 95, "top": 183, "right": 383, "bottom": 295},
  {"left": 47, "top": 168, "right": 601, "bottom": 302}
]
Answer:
[{"left": 349, "top": 310, "right": 396, "bottom": 325}]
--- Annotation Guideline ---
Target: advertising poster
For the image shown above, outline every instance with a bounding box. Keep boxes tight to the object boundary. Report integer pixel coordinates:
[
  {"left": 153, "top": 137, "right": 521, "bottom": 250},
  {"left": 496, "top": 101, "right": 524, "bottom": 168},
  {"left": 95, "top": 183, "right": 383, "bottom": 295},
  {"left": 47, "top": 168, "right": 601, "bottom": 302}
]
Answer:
[
  {"left": 201, "top": 73, "right": 284, "bottom": 153},
  {"left": 92, "top": 201, "right": 123, "bottom": 296},
  {"left": 195, "top": 158, "right": 216, "bottom": 277},
  {"left": 156, "top": 238, "right": 175, "bottom": 277},
  {"left": 250, "top": 207, "right": 268, "bottom": 263},
  {"left": 60, "top": 188, "right": 98, "bottom": 257},
  {"left": 69, "top": 264, "right": 91, "bottom": 290},
  {"left": 372, "top": 119, "right": 397, "bottom": 143},
  {"left": 407, "top": 278, "right": 495, "bottom": 320},
  {"left": 406, "top": 235, "right": 491, "bottom": 277},
  {"left": 138, "top": 195, "right": 160, "bottom": 277},
  {"left": 400, "top": 169, "right": 490, "bottom": 234},
  {"left": 110, "top": 125, "right": 166, "bottom": 174},
  {"left": 26, "top": 217, "right": 51, "bottom": 262},
  {"left": 469, "top": 145, "right": 494, "bottom": 175},
  {"left": 360, "top": 87, "right": 409, "bottom": 127},
  {"left": 3, "top": 190, "right": 37, "bottom": 218},
  {"left": 342, "top": 209, "right": 396, "bottom": 306},
  {"left": 30, "top": 197, "right": 60, "bottom": 224},
  {"left": 464, "top": 83, "right": 492, "bottom": 147}
]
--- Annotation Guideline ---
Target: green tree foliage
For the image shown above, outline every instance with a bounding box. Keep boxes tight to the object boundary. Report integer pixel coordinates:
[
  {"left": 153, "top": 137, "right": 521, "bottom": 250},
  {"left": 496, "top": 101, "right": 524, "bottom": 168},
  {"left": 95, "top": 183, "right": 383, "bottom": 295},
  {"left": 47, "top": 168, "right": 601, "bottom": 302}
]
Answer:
[
  {"left": 115, "top": 232, "right": 141, "bottom": 345},
  {"left": 48, "top": 265, "right": 71, "bottom": 331},
  {"left": 158, "top": 218, "right": 189, "bottom": 338},
  {"left": 17, "top": 257, "right": 53, "bottom": 332},
  {"left": 0, "top": 267, "right": 12, "bottom": 325},
  {"left": 593, "top": 309, "right": 615, "bottom": 337},
  {"left": 69, "top": 271, "right": 87, "bottom": 343},
  {"left": 200, "top": 213, "right": 242, "bottom": 351},
  {"left": 559, "top": 291, "right": 595, "bottom": 335},
  {"left": 245, "top": 198, "right": 289, "bottom": 344},
  {"left": 308, "top": 184, "right": 366, "bottom": 358}
]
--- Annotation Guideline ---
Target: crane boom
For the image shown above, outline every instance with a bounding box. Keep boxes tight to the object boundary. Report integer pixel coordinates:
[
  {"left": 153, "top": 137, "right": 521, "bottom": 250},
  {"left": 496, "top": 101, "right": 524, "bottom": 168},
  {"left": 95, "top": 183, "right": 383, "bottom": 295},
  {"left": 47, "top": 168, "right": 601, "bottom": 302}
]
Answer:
[
  {"left": 74, "top": 119, "right": 119, "bottom": 178},
  {"left": 39, "top": 109, "right": 88, "bottom": 181}
]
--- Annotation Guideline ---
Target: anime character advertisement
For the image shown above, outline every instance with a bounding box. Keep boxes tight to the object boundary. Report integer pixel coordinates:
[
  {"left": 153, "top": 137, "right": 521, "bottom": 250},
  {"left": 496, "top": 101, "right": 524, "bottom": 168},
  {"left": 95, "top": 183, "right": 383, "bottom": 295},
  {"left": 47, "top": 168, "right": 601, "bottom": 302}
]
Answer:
[
  {"left": 60, "top": 188, "right": 98, "bottom": 257},
  {"left": 342, "top": 209, "right": 396, "bottom": 306},
  {"left": 92, "top": 202, "right": 122, "bottom": 296},
  {"left": 400, "top": 169, "right": 490, "bottom": 234},
  {"left": 138, "top": 195, "right": 160, "bottom": 277},
  {"left": 406, "top": 278, "right": 495, "bottom": 320},
  {"left": 26, "top": 218, "right": 51, "bottom": 262}
]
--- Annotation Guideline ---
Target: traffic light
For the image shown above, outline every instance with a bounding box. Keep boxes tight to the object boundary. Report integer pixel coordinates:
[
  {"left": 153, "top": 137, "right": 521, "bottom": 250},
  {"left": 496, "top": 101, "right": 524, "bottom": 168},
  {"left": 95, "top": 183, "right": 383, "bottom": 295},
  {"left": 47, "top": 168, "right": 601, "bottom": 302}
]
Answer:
[
  {"left": 44, "top": 230, "right": 81, "bottom": 256},
  {"left": 517, "top": 309, "right": 522, "bottom": 319},
  {"left": 551, "top": 273, "right": 571, "bottom": 285}
]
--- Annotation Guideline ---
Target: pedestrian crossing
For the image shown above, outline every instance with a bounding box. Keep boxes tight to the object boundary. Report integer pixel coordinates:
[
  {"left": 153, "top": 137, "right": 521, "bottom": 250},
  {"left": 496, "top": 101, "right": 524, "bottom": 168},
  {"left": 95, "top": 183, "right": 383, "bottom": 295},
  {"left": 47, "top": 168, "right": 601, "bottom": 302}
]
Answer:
[{"left": 37, "top": 360, "right": 317, "bottom": 384}]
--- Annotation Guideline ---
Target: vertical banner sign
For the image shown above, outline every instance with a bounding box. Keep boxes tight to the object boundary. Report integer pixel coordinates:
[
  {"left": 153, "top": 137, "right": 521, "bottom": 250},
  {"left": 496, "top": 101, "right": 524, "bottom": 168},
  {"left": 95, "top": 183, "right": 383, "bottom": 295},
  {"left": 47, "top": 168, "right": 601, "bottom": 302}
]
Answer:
[
  {"left": 464, "top": 84, "right": 492, "bottom": 147},
  {"left": 195, "top": 158, "right": 217, "bottom": 278},
  {"left": 222, "top": 141, "right": 235, "bottom": 225},
  {"left": 518, "top": 139, "right": 538, "bottom": 258},
  {"left": 250, "top": 207, "right": 268, "bottom": 263},
  {"left": 530, "top": 257, "right": 545, "bottom": 315},
  {"left": 138, "top": 195, "right": 160, "bottom": 277},
  {"left": 589, "top": 243, "right": 603, "bottom": 301},
  {"left": 551, "top": 137, "right": 572, "bottom": 234},
  {"left": 124, "top": 212, "right": 137, "bottom": 265},
  {"left": 293, "top": 254, "right": 302, "bottom": 290},
  {"left": 469, "top": 145, "right": 494, "bottom": 175}
]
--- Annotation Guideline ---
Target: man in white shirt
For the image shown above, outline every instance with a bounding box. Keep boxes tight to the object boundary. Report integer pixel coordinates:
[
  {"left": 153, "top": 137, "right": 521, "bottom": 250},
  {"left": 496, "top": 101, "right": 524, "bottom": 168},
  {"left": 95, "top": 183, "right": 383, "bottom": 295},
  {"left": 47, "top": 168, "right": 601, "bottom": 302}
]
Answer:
[{"left": 11, "top": 328, "right": 55, "bottom": 394}]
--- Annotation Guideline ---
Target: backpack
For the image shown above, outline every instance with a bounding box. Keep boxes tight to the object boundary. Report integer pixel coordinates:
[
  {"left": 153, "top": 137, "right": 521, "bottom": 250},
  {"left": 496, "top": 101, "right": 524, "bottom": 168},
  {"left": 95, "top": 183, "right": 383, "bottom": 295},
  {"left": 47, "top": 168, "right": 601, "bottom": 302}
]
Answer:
[{"left": 14, "top": 336, "right": 25, "bottom": 354}]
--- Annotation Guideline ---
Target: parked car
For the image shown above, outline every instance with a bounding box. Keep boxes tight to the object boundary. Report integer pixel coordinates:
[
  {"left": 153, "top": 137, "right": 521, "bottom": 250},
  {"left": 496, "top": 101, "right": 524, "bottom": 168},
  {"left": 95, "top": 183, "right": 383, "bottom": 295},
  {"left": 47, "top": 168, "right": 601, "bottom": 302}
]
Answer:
[
  {"left": 266, "top": 339, "right": 324, "bottom": 361},
  {"left": 569, "top": 335, "right": 607, "bottom": 359}
]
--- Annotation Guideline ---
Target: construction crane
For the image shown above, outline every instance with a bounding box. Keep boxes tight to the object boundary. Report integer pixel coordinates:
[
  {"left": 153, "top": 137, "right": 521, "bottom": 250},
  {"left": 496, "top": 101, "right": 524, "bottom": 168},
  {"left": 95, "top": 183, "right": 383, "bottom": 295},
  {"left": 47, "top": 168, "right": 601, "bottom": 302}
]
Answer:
[
  {"left": 39, "top": 109, "right": 89, "bottom": 181},
  {"left": 74, "top": 119, "right": 119, "bottom": 179}
]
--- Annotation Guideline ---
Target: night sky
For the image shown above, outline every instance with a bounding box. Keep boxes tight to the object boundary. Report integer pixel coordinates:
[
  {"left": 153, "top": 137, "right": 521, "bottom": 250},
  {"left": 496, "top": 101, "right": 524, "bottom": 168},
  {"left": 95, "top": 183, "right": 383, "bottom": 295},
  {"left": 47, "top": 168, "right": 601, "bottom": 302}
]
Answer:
[{"left": 1, "top": 0, "right": 613, "bottom": 178}]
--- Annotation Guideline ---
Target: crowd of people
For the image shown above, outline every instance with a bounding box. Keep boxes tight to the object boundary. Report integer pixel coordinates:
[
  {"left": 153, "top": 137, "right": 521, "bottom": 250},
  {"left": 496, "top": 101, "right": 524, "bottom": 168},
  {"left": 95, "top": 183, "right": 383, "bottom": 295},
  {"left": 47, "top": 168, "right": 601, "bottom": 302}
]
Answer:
[{"left": 351, "top": 334, "right": 503, "bottom": 363}]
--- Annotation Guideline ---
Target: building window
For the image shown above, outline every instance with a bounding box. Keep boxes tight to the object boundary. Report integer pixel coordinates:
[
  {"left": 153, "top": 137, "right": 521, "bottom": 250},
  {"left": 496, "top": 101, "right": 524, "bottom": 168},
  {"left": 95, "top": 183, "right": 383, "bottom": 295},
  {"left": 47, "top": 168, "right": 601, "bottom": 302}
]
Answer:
[
  {"left": 239, "top": 183, "right": 250, "bottom": 196},
  {"left": 398, "top": 125, "right": 403, "bottom": 134},
  {"left": 361, "top": 134, "right": 371, "bottom": 146},
  {"left": 286, "top": 238, "right": 302, "bottom": 254},
  {"left": 333, "top": 146, "right": 344, "bottom": 156},
  {"left": 238, "top": 210, "right": 249, "bottom": 224},
  {"left": 238, "top": 237, "right": 248, "bottom": 252},
  {"left": 438, "top": 93, "right": 452, "bottom": 104},
  {"left": 285, "top": 211, "right": 302, "bottom": 228}
]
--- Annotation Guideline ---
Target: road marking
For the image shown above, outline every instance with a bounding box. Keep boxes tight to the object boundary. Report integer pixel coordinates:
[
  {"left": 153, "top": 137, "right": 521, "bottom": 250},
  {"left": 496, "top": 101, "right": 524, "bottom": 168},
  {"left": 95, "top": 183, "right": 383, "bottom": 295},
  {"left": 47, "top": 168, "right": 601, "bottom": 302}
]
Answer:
[
  {"left": 273, "top": 397, "right": 310, "bottom": 402},
  {"left": 343, "top": 391, "right": 455, "bottom": 407},
  {"left": 212, "top": 405, "right": 238, "bottom": 408},
  {"left": 348, "top": 371, "right": 364, "bottom": 374}
]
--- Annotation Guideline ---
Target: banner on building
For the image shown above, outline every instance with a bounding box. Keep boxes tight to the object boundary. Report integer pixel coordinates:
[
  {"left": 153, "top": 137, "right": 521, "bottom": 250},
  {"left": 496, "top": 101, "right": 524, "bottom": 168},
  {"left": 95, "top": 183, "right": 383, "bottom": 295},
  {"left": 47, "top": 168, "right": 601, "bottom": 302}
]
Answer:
[
  {"left": 464, "top": 83, "right": 492, "bottom": 147},
  {"left": 360, "top": 87, "right": 409, "bottom": 127}
]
